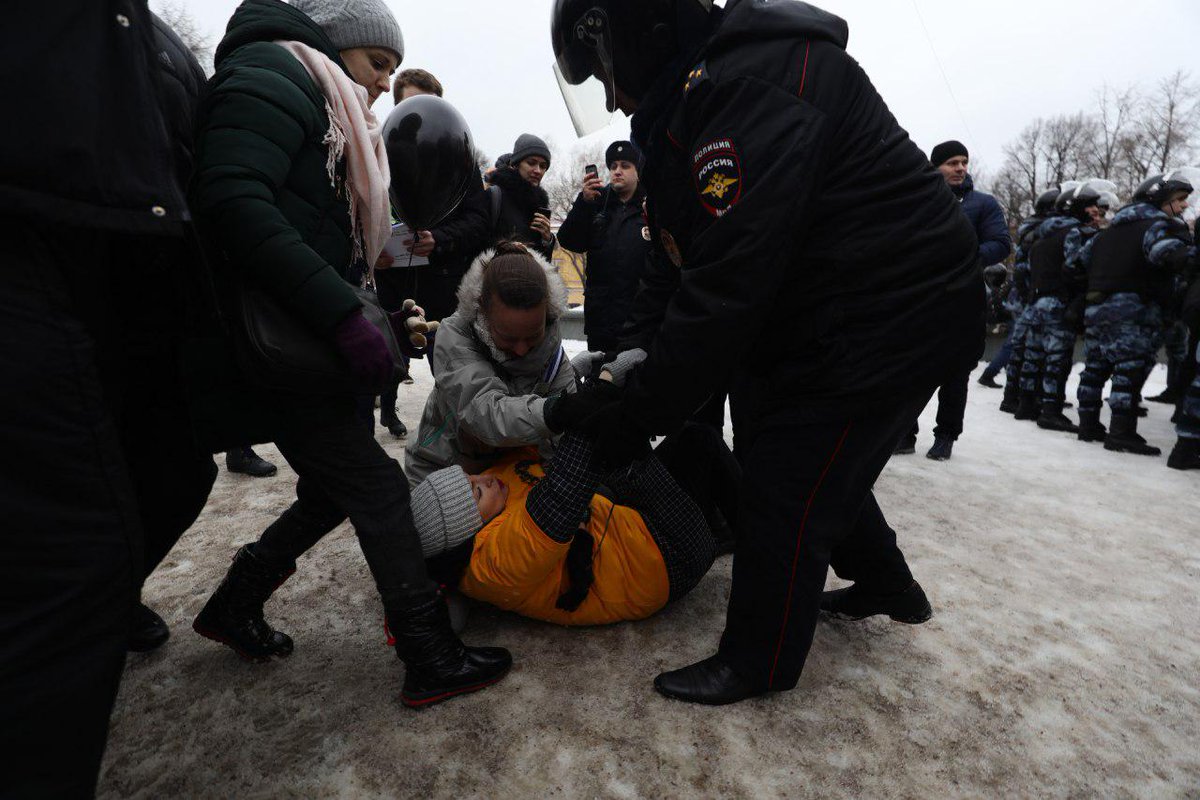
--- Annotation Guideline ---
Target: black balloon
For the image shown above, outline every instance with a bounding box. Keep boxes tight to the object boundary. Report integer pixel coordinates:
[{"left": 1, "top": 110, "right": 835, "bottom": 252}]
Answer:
[{"left": 383, "top": 95, "right": 478, "bottom": 231}]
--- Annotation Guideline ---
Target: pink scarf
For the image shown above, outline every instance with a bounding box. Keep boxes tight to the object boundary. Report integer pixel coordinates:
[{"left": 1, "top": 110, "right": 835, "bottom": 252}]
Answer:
[{"left": 274, "top": 40, "right": 390, "bottom": 281}]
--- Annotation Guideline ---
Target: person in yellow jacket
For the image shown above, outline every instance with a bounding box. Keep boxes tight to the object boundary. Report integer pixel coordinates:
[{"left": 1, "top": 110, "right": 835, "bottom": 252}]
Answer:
[{"left": 409, "top": 423, "right": 739, "bottom": 626}]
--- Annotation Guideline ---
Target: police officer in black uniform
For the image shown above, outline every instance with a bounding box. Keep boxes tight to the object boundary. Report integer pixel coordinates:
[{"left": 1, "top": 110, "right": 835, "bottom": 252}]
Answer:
[{"left": 551, "top": 0, "right": 983, "bottom": 705}]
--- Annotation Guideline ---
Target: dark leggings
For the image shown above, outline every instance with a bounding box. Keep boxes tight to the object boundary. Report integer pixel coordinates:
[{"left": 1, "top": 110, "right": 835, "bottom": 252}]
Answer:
[{"left": 251, "top": 395, "right": 434, "bottom": 604}]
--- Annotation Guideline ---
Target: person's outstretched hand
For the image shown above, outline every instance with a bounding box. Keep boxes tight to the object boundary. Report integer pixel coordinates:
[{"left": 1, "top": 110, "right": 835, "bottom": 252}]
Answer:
[{"left": 333, "top": 310, "right": 394, "bottom": 391}]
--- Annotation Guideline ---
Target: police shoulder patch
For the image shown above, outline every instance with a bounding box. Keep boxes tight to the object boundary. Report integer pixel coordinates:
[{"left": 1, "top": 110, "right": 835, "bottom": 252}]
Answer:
[{"left": 692, "top": 139, "right": 743, "bottom": 218}]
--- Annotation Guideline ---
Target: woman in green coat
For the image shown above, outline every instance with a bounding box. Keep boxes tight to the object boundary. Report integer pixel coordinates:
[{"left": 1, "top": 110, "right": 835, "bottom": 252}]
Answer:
[{"left": 188, "top": 0, "right": 510, "bottom": 708}]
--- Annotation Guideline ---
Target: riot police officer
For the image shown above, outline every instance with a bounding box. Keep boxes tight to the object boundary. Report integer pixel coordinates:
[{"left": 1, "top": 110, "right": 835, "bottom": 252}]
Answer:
[
  {"left": 551, "top": 0, "right": 983, "bottom": 705},
  {"left": 1000, "top": 189, "right": 1061, "bottom": 414},
  {"left": 1071, "top": 172, "right": 1196, "bottom": 454},
  {"left": 1019, "top": 184, "right": 1102, "bottom": 430}
]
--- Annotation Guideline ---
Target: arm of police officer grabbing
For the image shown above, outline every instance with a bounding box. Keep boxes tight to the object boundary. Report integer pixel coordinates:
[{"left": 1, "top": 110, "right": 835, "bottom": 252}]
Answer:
[
  {"left": 616, "top": 247, "right": 681, "bottom": 353},
  {"left": 622, "top": 77, "right": 829, "bottom": 434}
]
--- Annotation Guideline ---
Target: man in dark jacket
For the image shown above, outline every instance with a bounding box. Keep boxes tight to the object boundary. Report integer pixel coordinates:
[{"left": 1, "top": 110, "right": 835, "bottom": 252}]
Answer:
[
  {"left": 552, "top": 0, "right": 983, "bottom": 705},
  {"left": 490, "top": 134, "right": 557, "bottom": 261},
  {"left": 557, "top": 140, "right": 649, "bottom": 352},
  {"left": 895, "top": 140, "right": 1010, "bottom": 461},
  {"left": 1, "top": 2, "right": 215, "bottom": 794}
]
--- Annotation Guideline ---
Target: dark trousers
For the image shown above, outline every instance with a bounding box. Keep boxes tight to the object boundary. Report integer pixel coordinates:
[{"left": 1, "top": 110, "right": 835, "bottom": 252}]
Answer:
[
  {"left": 0, "top": 225, "right": 141, "bottom": 798},
  {"left": 719, "top": 390, "right": 930, "bottom": 690},
  {"left": 375, "top": 264, "right": 460, "bottom": 412},
  {"left": 905, "top": 367, "right": 970, "bottom": 442},
  {"left": 654, "top": 422, "right": 742, "bottom": 536},
  {"left": 251, "top": 396, "right": 435, "bottom": 603}
]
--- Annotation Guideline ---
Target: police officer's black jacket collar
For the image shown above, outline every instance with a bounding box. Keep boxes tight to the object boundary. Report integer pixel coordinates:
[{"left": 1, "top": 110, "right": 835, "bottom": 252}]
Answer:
[
  {"left": 632, "top": 0, "right": 848, "bottom": 148},
  {"left": 713, "top": 0, "right": 848, "bottom": 54}
]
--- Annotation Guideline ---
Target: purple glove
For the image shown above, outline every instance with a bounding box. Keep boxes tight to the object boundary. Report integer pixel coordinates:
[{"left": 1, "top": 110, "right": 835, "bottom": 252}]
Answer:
[{"left": 333, "top": 311, "right": 394, "bottom": 391}]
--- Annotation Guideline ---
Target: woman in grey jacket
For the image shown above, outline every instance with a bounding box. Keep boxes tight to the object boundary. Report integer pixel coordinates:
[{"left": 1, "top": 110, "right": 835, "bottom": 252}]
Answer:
[{"left": 406, "top": 242, "right": 577, "bottom": 486}]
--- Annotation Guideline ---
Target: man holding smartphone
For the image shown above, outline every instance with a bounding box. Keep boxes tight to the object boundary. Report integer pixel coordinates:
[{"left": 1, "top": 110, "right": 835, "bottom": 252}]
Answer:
[{"left": 558, "top": 141, "right": 649, "bottom": 352}]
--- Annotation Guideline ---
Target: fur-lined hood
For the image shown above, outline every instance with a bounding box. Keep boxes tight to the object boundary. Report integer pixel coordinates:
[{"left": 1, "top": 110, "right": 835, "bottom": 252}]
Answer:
[{"left": 454, "top": 245, "right": 570, "bottom": 326}]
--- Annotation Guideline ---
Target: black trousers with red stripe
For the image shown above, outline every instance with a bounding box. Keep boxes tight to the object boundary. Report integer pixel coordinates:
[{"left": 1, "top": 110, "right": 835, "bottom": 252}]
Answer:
[{"left": 719, "top": 389, "right": 933, "bottom": 691}]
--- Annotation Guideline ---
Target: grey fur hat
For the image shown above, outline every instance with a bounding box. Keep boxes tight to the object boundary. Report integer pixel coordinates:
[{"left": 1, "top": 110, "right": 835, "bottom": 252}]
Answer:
[
  {"left": 511, "top": 134, "right": 551, "bottom": 168},
  {"left": 411, "top": 466, "right": 483, "bottom": 558},
  {"left": 291, "top": 0, "right": 405, "bottom": 63}
]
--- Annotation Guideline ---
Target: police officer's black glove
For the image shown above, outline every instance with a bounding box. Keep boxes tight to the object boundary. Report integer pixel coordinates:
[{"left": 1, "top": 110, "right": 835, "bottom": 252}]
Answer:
[
  {"left": 543, "top": 381, "right": 623, "bottom": 434},
  {"left": 579, "top": 403, "right": 654, "bottom": 469}
]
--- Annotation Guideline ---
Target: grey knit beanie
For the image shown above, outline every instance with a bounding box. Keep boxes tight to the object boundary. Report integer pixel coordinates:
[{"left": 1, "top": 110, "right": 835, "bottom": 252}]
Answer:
[
  {"left": 411, "top": 467, "right": 483, "bottom": 559},
  {"left": 291, "top": 0, "right": 405, "bottom": 63},
  {"left": 511, "top": 134, "right": 551, "bottom": 168}
]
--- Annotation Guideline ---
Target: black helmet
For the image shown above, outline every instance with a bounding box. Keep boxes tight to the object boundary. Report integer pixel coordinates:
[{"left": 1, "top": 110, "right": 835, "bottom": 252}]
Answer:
[
  {"left": 1134, "top": 171, "right": 1195, "bottom": 207},
  {"left": 1056, "top": 185, "right": 1103, "bottom": 221},
  {"left": 1034, "top": 190, "right": 1060, "bottom": 215},
  {"left": 551, "top": 0, "right": 714, "bottom": 136}
]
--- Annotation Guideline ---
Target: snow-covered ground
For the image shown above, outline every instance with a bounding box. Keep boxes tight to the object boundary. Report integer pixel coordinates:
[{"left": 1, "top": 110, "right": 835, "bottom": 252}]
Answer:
[{"left": 99, "top": 354, "right": 1199, "bottom": 798}]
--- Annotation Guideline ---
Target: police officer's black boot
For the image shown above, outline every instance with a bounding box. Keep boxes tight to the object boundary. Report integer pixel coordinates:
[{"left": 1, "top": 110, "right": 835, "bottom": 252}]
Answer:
[
  {"left": 1037, "top": 401, "right": 1079, "bottom": 433},
  {"left": 820, "top": 581, "right": 932, "bottom": 624},
  {"left": 1103, "top": 412, "right": 1162, "bottom": 456},
  {"left": 999, "top": 382, "right": 1019, "bottom": 414},
  {"left": 1076, "top": 409, "right": 1107, "bottom": 443},
  {"left": 387, "top": 590, "right": 512, "bottom": 708},
  {"left": 653, "top": 654, "right": 768, "bottom": 706},
  {"left": 1013, "top": 391, "right": 1040, "bottom": 421},
  {"left": 1167, "top": 438, "right": 1200, "bottom": 470},
  {"left": 193, "top": 545, "right": 296, "bottom": 661}
]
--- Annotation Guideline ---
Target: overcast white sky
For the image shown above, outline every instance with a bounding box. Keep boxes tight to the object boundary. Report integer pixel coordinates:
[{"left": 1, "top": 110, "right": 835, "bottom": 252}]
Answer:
[{"left": 184, "top": 0, "right": 1200, "bottom": 186}]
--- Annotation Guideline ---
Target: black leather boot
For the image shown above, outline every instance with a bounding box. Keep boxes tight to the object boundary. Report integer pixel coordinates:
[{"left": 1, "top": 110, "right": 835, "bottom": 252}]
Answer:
[
  {"left": 892, "top": 435, "right": 917, "bottom": 455},
  {"left": 1168, "top": 438, "right": 1200, "bottom": 470},
  {"left": 999, "top": 382, "right": 1019, "bottom": 414},
  {"left": 1076, "top": 409, "right": 1107, "bottom": 443},
  {"left": 1014, "top": 391, "right": 1040, "bottom": 421},
  {"left": 1037, "top": 401, "right": 1079, "bottom": 433},
  {"left": 654, "top": 654, "right": 768, "bottom": 706},
  {"left": 193, "top": 545, "right": 296, "bottom": 662},
  {"left": 1104, "top": 412, "right": 1161, "bottom": 456},
  {"left": 226, "top": 446, "right": 278, "bottom": 478},
  {"left": 128, "top": 602, "right": 170, "bottom": 652},
  {"left": 820, "top": 581, "right": 932, "bottom": 624},
  {"left": 389, "top": 591, "right": 511, "bottom": 708},
  {"left": 977, "top": 372, "right": 1002, "bottom": 389},
  {"left": 379, "top": 408, "right": 408, "bottom": 439}
]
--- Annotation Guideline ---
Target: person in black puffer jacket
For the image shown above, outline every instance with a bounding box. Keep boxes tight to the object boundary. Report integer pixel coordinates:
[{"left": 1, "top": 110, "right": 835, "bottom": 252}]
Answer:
[{"left": 489, "top": 133, "right": 557, "bottom": 261}]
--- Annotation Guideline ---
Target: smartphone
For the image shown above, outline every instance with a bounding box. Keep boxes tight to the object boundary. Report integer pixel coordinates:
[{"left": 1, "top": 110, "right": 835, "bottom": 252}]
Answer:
[
  {"left": 585, "top": 164, "right": 599, "bottom": 178},
  {"left": 535, "top": 206, "right": 552, "bottom": 219}
]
